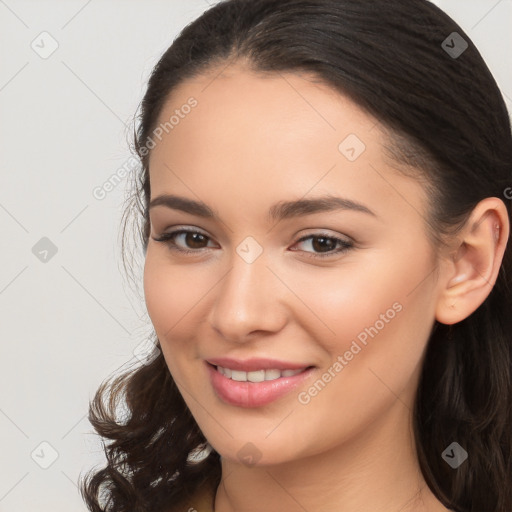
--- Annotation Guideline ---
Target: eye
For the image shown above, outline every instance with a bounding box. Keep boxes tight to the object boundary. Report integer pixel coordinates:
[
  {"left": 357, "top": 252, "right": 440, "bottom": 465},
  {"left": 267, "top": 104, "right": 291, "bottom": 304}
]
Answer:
[
  {"left": 291, "top": 233, "right": 354, "bottom": 259},
  {"left": 152, "top": 228, "right": 216, "bottom": 255},
  {"left": 152, "top": 228, "right": 354, "bottom": 259}
]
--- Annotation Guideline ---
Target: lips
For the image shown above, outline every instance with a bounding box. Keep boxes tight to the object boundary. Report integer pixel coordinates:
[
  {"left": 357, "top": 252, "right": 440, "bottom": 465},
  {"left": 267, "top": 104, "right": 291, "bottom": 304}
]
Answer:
[{"left": 205, "top": 358, "right": 315, "bottom": 407}]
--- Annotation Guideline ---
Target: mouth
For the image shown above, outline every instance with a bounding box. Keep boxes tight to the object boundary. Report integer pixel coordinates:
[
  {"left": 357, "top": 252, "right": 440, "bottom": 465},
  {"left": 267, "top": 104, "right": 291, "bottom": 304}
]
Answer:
[
  {"left": 215, "top": 365, "right": 307, "bottom": 382},
  {"left": 205, "top": 360, "right": 316, "bottom": 408}
]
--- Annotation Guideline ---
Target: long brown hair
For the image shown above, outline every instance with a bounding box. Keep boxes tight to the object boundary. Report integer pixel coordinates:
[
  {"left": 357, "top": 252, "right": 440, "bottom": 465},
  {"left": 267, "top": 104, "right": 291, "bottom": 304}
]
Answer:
[{"left": 80, "top": 1, "right": 512, "bottom": 510}]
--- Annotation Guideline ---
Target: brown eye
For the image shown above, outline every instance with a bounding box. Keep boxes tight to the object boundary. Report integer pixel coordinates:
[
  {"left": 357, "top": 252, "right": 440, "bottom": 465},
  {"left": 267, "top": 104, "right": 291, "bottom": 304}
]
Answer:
[
  {"left": 292, "top": 234, "right": 353, "bottom": 258},
  {"left": 152, "top": 229, "right": 215, "bottom": 254}
]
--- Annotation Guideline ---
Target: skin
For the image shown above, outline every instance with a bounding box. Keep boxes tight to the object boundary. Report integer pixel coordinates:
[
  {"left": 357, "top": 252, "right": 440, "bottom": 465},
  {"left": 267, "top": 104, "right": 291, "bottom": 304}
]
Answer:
[{"left": 143, "top": 60, "right": 509, "bottom": 512}]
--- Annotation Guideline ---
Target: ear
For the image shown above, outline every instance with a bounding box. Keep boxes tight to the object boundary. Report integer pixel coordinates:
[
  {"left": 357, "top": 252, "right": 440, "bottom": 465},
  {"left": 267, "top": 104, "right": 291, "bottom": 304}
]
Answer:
[{"left": 435, "top": 197, "right": 510, "bottom": 325}]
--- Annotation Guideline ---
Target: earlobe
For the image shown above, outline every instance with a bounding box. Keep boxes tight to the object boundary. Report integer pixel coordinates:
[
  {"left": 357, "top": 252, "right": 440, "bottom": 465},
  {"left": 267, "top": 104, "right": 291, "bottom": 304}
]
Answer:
[{"left": 435, "top": 198, "right": 509, "bottom": 326}]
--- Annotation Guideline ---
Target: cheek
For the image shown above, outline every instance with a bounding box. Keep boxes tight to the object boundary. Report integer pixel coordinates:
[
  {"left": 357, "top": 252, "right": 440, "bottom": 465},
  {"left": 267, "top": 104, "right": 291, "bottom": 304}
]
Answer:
[
  {"left": 143, "top": 253, "right": 207, "bottom": 387},
  {"left": 285, "top": 267, "right": 435, "bottom": 456},
  {"left": 281, "top": 261, "right": 407, "bottom": 349},
  {"left": 290, "top": 244, "right": 437, "bottom": 379},
  {"left": 301, "top": 249, "right": 436, "bottom": 400},
  {"left": 143, "top": 251, "right": 201, "bottom": 351},
  {"left": 144, "top": 255, "right": 174, "bottom": 334}
]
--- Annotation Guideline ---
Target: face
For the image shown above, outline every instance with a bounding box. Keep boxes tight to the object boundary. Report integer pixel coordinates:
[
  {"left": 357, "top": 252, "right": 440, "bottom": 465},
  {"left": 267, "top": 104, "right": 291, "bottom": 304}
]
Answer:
[{"left": 143, "top": 62, "right": 444, "bottom": 467}]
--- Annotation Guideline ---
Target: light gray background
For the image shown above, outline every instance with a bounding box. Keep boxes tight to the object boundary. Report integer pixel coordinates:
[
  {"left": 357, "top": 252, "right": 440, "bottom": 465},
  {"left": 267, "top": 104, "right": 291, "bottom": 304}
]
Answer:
[{"left": 0, "top": 1, "right": 510, "bottom": 510}]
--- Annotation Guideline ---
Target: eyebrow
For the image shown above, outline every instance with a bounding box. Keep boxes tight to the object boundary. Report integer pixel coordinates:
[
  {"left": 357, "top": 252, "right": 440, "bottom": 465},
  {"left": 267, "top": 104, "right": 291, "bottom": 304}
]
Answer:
[{"left": 149, "top": 194, "right": 376, "bottom": 222}]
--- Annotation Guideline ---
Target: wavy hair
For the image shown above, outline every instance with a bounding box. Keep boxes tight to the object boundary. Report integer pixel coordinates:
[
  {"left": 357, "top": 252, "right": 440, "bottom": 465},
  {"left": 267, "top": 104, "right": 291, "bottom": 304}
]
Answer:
[{"left": 80, "top": 1, "right": 512, "bottom": 511}]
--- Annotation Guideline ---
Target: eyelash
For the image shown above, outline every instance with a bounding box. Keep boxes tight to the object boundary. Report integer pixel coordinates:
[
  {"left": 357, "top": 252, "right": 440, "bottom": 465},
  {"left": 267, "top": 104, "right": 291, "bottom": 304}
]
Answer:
[{"left": 152, "top": 228, "right": 354, "bottom": 259}]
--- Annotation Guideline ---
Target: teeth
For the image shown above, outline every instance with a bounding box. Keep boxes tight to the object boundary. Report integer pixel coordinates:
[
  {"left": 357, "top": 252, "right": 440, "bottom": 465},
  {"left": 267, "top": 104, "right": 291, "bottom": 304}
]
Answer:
[
  {"left": 282, "top": 369, "right": 301, "bottom": 377},
  {"left": 248, "top": 370, "right": 265, "bottom": 383},
  {"left": 217, "top": 366, "right": 304, "bottom": 382},
  {"left": 265, "top": 369, "right": 281, "bottom": 380},
  {"left": 231, "top": 370, "right": 246, "bottom": 382}
]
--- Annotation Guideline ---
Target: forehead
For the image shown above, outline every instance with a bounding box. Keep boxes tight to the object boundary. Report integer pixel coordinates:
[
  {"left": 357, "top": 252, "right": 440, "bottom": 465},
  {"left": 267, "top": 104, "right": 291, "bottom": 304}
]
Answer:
[
  {"left": 147, "top": 62, "right": 429, "bottom": 226},
  {"left": 150, "top": 62, "right": 379, "bottom": 164}
]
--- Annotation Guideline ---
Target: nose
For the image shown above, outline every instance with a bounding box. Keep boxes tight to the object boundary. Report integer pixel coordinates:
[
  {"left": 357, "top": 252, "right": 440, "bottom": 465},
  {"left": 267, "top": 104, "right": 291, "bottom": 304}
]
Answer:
[{"left": 208, "top": 249, "right": 288, "bottom": 344}]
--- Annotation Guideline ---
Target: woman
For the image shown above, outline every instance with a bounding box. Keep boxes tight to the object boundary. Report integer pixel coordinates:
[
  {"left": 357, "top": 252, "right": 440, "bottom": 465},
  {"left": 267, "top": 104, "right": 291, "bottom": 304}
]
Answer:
[{"left": 80, "top": 0, "right": 512, "bottom": 511}]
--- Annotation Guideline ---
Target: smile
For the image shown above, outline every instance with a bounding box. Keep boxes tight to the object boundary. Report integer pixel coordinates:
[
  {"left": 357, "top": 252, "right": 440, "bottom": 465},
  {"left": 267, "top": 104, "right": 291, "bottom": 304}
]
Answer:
[
  {"left": 216, "top": 366, "right": 305, "bottom": 382},
  {"left": 206, "top": 362, "right": 315, "bottom": 407}
]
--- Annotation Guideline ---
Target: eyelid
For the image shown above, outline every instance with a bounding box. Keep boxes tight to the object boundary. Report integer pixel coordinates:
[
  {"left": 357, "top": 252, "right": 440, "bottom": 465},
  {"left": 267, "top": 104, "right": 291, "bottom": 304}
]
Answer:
[{"left": 153, "top": 225, "right": 351, "bottom": 241}]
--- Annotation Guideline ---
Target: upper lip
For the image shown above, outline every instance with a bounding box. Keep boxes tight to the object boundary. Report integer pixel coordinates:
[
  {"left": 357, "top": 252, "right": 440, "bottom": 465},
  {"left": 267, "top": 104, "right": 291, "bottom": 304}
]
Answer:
[{"left": 206, "top": 357, "right": 313, "bottom": 372}]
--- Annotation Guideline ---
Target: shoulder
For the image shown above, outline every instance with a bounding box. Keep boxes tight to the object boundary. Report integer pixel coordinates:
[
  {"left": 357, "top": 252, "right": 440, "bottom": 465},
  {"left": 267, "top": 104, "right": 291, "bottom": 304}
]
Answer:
[
  {"left": 188, "top": 483, "right": 216, "bottom": 512},
  {"left": 168, "top": 482, "right": 216, "bottom": 512}
]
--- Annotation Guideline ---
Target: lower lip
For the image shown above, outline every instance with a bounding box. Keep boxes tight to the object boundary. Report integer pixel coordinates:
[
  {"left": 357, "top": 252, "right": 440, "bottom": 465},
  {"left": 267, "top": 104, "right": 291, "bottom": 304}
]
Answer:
[{"left": 206, "top": 363, "right": 315, "bottom": 408}]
